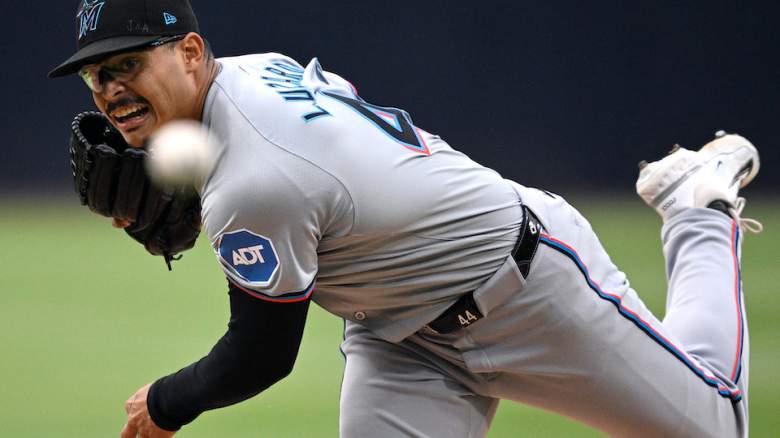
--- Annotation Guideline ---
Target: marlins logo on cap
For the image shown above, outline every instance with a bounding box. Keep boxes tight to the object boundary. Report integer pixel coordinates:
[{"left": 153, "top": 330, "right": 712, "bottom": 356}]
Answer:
[
  {"left": 77, "top": 0, "right": 106, "bottom": 39},
  {"left": 49, "top": 0, "right": 200, "bottom": 78}
]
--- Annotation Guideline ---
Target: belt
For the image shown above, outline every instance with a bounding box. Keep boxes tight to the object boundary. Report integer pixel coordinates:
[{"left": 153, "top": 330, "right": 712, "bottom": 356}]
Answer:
[{"left": 424, "top": 205, "right": 542, "bottom": 335}]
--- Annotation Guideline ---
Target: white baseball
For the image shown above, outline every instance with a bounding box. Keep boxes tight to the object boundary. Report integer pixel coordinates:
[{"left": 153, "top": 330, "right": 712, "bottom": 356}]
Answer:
[{"left": 146, "top": 120, "right": 217, "bottom": 187}]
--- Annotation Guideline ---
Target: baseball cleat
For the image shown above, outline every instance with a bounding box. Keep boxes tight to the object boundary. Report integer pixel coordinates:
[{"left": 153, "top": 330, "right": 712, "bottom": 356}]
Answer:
[{"left": 636, "top": 132, "right": 761, "bottom": 230}]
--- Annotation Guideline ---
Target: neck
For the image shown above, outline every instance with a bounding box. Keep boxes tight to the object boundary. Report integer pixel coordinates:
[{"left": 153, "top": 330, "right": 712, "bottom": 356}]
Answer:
[{"left": 192, "top": 59, "right": 221, "bottom": 121}]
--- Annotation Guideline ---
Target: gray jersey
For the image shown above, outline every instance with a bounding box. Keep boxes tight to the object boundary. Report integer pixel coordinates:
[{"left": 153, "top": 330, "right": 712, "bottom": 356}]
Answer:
[
  {"left": 195, "top": 53, "right": 751, "bottom": 438},
  {"left": 199, "top": 53, "right": 521, "bottom": 341}
]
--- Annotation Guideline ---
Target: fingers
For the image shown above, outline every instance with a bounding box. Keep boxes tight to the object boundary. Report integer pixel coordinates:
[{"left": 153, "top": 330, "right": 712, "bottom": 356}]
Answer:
[
  {"left": 122, "top": 384, "right": 174, "bottom": 438},
  {"left": 125, "top": 391, "right": 138, "bottom": 414},
  {"left": 113, "top": 218, "right": 133, "bottom": 228},
  {"left": 123, "top": 413, "right": 176, "bottom": 438},
  {"left": 122, "top": 390, "right": 140, "bottom": 437},
  {"left": 120, "top": 422, "right": 137, "bottom": 438}
]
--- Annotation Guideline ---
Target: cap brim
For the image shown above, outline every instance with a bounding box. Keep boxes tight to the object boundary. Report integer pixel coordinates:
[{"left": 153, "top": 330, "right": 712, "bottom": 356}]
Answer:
[{"left": 48, "top": 35, "right": 164, "bottom": 78}]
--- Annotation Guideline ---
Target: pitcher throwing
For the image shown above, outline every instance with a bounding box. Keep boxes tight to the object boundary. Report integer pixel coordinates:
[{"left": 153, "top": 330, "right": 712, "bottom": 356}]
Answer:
[{"left": 50, "top": 1, "right": 762, "bottom": 437}]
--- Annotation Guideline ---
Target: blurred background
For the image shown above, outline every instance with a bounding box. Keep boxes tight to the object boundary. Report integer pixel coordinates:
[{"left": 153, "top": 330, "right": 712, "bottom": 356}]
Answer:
[{"left": 1, "top": 0, "right": 777, "bottom": 436}]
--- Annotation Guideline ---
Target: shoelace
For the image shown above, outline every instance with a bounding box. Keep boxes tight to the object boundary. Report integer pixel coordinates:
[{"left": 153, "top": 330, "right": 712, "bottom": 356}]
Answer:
[{"left": 730, "top": 197, "right": 764, "bottom": 234}]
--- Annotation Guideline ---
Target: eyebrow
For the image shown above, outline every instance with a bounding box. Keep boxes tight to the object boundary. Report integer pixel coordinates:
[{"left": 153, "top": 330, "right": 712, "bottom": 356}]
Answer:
[{"left": 90, "top": 51, "right": 146, "bottom": 69}]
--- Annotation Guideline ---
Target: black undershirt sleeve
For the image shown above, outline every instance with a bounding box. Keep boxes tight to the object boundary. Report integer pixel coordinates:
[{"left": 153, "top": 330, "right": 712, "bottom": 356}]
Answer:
[{"left": 146, "top": 283, "right": 311, "bottom": 431}]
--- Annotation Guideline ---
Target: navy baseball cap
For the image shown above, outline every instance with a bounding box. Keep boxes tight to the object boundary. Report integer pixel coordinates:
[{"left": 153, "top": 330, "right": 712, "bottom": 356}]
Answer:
[{"left": 48, "top": 0, "right": 200, "bottom": 78}]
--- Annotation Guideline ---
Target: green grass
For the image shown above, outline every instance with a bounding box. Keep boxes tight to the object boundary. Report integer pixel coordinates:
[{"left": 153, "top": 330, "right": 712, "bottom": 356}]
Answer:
[{"left": 0, "top": 196, "right": 777, "bottom": 437}]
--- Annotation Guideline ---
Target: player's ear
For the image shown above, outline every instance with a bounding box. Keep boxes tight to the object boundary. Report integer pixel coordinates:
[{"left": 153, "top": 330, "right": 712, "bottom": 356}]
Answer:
[{"left": 178, "top": 32, "right": 206, "bottom": 72}]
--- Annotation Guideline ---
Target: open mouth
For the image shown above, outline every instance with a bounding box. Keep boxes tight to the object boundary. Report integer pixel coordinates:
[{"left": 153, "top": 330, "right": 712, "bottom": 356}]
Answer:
[{"left": 111, "top": 103, "right": 150, "bottom": 123}]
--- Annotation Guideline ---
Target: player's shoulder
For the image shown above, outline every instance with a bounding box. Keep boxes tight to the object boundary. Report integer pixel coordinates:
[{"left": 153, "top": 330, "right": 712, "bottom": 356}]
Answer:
[
  {"left": 210, "top": 52, "right": 302, "bottom": 100},
  {"left": 201, "top": 131, "right": 355, "bottom": 247},
  {"left": 203, "top": 53, "right": 306, "bottom": 146},
  {"left": 216, "top": 52, "right": 304, "bottom": 76},
  {"left": 212, "top": 52, "right": 355, "bottom": 106},
  {"left": 205, "top": 52, "right": 359, "bottom": 154}
]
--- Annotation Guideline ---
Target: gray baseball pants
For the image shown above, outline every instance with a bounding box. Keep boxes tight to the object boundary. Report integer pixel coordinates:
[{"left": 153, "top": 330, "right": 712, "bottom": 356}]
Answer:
[{"left": 339, "top": 185, "right": 748, "bottom": 437}]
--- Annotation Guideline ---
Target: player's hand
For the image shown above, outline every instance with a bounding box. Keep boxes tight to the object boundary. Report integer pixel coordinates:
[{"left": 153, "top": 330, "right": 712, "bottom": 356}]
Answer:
[
  {"left": 112, "top": 218, "right": 133, "bottom": 228},
  {"left": 69, "top": 111, "right": 202, "bottom": 266},
  {"left": 120, "top": 383, "right": 176, "bottom": 438}
]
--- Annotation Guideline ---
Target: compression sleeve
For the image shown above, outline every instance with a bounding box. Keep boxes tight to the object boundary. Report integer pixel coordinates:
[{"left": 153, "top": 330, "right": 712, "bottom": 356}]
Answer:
[{"left": 146, "top": 282, "right": 311, "bottom": 431}]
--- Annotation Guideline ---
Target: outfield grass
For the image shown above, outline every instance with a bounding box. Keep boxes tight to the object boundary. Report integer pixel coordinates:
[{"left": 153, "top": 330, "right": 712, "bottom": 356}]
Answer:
[{"left": 0, "top": 196, "right": 777, "bottom": 437}]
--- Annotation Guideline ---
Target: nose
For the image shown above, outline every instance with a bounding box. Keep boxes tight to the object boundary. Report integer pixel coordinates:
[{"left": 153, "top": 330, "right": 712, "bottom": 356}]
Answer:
[{"left": 101, "top": 77, "right": 127, "bottom": 98}]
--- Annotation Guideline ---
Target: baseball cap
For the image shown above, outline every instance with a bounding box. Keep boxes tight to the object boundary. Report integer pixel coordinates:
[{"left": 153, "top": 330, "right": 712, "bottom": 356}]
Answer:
[{"left": 48, "top": 0, "right": 200, "bottom": 78}]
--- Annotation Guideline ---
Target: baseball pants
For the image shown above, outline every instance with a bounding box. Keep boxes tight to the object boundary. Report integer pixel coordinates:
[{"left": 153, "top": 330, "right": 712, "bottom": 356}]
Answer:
[{"left": 339, "top": 184, "right": 748, "bottom": 437}]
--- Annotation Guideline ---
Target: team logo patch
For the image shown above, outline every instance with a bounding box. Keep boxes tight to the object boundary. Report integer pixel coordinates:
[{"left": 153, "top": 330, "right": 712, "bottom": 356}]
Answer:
[
  {"left": 77, "top": 0, "right": 106, "bottom": 39},
  {"left": 218, "top": 230, "right": 279, "bottom": 285}
]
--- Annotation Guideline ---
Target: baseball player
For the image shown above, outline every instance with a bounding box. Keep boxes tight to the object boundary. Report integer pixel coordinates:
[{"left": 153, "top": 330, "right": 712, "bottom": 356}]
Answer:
[{"left": 50, "top": 1, "right": 763, "bottom": 437}]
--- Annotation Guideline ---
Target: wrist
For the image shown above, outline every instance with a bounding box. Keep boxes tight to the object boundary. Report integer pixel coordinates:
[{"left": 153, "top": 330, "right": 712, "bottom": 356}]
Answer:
[{"left": 146, "top": 378, "right": 185, "bottom": 432}]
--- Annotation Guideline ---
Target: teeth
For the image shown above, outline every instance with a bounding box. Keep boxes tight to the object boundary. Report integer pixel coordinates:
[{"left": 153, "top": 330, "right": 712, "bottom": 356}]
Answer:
[{"left": 112, "top": 104, "right": 146, "bottom": 119}]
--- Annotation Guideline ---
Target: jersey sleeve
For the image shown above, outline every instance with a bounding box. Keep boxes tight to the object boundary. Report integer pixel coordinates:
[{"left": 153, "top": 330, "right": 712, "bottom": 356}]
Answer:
[
  {"left": 201, "top": 148, "right": 351, "bottom": 302},
  {"left": 207, "top": 184, "right": 317, "bottom": 302},
  {"left": 200, "top": 54, "right": 354, "bottom": 302}
]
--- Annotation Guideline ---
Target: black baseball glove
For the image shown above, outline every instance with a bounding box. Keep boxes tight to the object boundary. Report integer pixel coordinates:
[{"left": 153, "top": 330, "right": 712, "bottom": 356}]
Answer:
[{"left": 69, "top": 111, "right": 202, "bottom": 269}]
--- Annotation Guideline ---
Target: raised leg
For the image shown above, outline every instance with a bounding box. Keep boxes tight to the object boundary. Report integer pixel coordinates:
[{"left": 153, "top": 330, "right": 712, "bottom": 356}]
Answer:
[{"left": 462, "top": 196, "right": 747, "bottom": 437}]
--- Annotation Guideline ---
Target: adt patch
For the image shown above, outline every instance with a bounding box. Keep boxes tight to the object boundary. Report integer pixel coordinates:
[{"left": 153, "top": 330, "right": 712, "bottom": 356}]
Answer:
[{"left": 218, "top": 230, "right": 279, "bottom": 285}]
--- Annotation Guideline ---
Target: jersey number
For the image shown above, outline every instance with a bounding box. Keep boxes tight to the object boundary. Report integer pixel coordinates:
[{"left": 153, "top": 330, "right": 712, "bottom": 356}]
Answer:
[{"left": 321, "top": 91, "right": 429, "bottom": 155}]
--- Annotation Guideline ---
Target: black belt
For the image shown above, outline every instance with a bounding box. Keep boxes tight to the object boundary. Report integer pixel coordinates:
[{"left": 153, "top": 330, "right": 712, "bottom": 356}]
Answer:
[{"left": 424, "top": 205, "right": 542, "bottom": 335}]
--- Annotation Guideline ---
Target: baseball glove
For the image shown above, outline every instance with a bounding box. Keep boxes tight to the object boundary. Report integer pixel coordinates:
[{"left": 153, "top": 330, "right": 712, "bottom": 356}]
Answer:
[{"left": 69, "top": 111, "right": 202, "bottom": 269}]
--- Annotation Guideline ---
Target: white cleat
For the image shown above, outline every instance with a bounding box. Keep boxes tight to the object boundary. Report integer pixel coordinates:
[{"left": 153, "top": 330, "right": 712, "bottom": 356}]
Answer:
[{"left": 636, "top": 132, "right": 761, "bottom": 230}]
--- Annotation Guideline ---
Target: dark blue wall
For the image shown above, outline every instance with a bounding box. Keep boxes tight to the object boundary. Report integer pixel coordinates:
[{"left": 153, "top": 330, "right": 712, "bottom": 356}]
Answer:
[{"left": 3, "top": 0, "right": 778, "bottom": 194}]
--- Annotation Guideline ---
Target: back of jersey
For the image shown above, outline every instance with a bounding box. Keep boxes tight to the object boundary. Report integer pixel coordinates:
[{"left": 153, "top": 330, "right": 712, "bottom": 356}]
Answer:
[{"left": 202, "top": 54, "right": 523, "bottom": 341}]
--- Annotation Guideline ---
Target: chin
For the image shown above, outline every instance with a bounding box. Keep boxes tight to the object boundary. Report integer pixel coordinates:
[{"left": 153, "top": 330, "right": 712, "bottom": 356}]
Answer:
[
  {"left": 123, "top": 117, "right": 164, "bottom": 148},
  {"left": 108, "top": 109, "right": 158, "bottom": 148},
  {"left": 121, "top": 129, "right": 151, "bottom": 148}
]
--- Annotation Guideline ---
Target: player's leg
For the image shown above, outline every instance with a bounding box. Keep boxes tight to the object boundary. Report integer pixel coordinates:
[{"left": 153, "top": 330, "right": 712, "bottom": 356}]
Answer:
[
  {"left": 339, "top": 321, "right": 499, "bottom": 438},
  {"left": 478, "top": 207, "right": 746, "bottom": 437},
  {"left": 638, "top": 133, "right": 759, "bottom": 400},
  {"left": 660, "top": 209, "right": 750, "bottom": 402},
  {"left": 635, "top": 132, "right": 758, "bottom": 434},
  {"left": 463, "top": 134, "right": 759, "bottom": 437}
]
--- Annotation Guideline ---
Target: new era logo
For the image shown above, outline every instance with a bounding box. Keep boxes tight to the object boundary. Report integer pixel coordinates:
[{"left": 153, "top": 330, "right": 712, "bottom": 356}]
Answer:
[{"left": 163, "top": 12, "right": 177, "bottom": 25}]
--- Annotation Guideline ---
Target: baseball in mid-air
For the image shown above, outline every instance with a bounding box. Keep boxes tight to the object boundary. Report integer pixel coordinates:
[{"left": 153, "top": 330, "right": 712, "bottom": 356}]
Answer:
[{"left": 146, "top": 120, "right": 217, "bottom": 187}]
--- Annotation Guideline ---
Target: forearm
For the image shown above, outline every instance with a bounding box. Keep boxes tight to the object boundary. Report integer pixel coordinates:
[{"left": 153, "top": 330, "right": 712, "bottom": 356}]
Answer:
[{"left": 147, "top": 285, "right": 311, "bottom": 431}]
